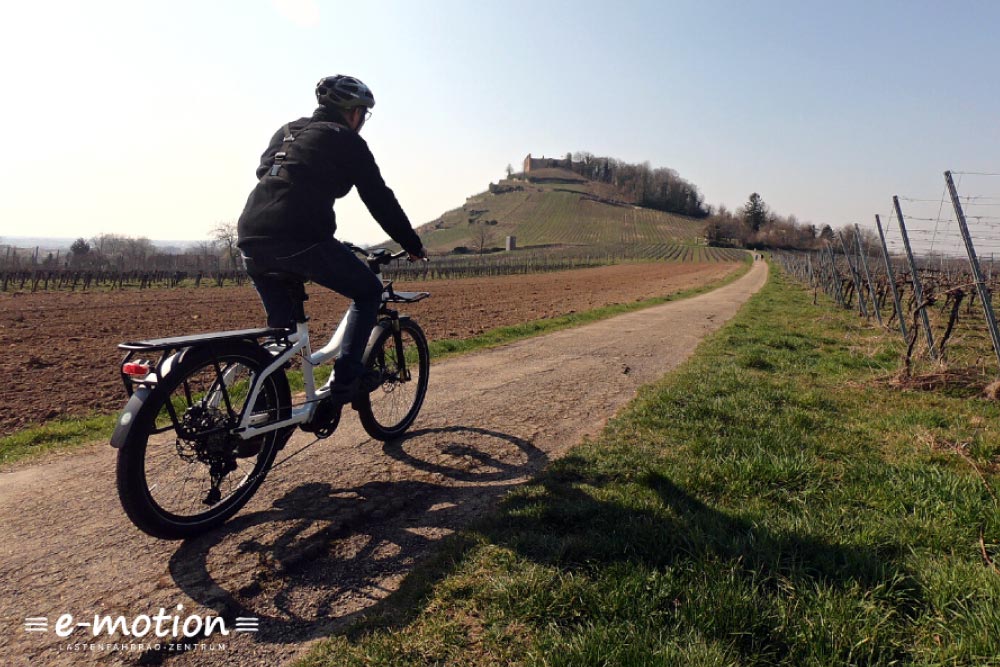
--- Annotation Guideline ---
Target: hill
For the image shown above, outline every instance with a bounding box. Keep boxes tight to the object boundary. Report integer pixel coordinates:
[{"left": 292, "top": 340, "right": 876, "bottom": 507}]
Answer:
[{"left": 414, "top": 170, "right": 707, "bottom": 254}]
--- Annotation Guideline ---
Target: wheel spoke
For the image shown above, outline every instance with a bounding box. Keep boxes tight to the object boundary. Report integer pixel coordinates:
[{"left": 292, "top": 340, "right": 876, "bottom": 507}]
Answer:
[
  {"left": 358, "top": 321, "right": 429, "bottom": 440},
  {"left": 117, "top": 342, "right": 288, "bottom": 538}
]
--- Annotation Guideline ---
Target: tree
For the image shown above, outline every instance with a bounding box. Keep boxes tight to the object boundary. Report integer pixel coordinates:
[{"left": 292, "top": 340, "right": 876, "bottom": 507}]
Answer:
[
  {"left": 473, "top": 225, "right": 494, "bottom": 255},
  {"left": 70, "top": 238, "right": 91, "bottom": 267},
  {"left": 123, "top": 237, "right": 154, "bottom": 269},
  {"left": 187, "top": 241, "right": 220, "bottom": 271},
  {"left": 91, "top": 233, "right": 129, "bottom": 261},
  {"left": 743, "top": 193, "right": 769, "bottom": 233},
  {"left": 506, "top": 163, "right": 514, "bottom": 178},
  {"left": 703, "top": 206, "right": 748, "bottom": 247},
  {"left": 212, "top": 220, "right": 241, "bottom": 270}
]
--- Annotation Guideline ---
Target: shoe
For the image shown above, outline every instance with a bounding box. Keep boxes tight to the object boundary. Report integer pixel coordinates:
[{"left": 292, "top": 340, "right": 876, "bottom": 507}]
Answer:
[
  {"left": 325, "top": 377, "right": 361, "bottom": 405},
  {"left": 359, "top": 368, "right": 381, "bottom": 392}
]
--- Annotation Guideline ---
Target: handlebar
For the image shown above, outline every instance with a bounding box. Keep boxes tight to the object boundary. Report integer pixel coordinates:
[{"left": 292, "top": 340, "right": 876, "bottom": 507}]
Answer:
[{"left": 344, "top": 243, "right": 427, "bottom": 272}]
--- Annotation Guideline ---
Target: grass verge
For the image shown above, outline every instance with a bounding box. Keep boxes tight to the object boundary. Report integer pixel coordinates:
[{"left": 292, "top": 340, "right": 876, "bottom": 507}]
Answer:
[
  {"left": 0, "top": 260, "right": 750, "bottom": 466},
  {"left": 299, "top": 268, "right": 1000, "bottom": 666}
]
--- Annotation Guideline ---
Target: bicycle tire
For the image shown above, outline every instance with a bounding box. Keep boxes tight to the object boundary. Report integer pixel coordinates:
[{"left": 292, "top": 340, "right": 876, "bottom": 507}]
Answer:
[
  {"left": 116, "top": 340, "right": 291, "bottom": 539},
  {"left": 356, "top": 319, "right": 430, "bottom": 441}
]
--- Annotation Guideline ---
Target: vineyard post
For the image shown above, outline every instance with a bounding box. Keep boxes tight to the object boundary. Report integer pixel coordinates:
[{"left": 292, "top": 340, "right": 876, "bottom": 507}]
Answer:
[
  {"left": 893, "top": 196, "right": 937, "bottom": 360},
  {"left": 839, "top": 231, "right": 868, "bottom": 317},
  {"left": 817, "top": 248, "right": 835, "bottom": 301},
  {"left": 854, "top": 223, "right": 883, "bottom": 326},
  {"left": 944, "top": 170, "right": 1000, "bottom": 369},
  {"left": 824, "top": 243, "right": 845, "bottom": 306},
  {"left": 875, "top": 214, "right": 908, "bottom": 342}
]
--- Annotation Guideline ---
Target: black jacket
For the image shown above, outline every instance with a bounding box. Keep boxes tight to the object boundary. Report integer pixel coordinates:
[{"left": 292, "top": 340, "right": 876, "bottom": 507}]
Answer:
[{"left": 237, "top": 106, "right": 423, "bottom": 255}]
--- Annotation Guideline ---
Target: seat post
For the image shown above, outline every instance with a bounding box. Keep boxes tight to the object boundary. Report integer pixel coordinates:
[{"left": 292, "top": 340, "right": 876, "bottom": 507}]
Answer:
[{"left": 261, "top": 271, "right": 309, "bottom": 324}]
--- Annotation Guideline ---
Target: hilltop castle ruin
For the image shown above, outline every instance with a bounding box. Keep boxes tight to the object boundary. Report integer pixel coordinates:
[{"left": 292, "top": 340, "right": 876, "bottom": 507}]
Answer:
[{"left": 523, "top": 153, "right": 573, "bottom": 173}]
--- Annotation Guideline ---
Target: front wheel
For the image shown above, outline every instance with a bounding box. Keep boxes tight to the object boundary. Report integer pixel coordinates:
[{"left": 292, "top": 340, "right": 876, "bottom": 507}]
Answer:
[
  {"left": 356, "top": 319, "right": 430, "bottom": 441},
  {"left": 116, "top": 340, "right": 291, "bottom": 539}
]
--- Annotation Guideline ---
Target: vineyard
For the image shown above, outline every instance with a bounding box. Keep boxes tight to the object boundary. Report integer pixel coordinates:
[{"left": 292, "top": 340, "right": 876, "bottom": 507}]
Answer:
[
  {"left": 0, "top": 268, "right": 248, "bottom": 293},
  {"left": 384, "top": 243, "right": 746, "bottom": 281},
  {"left": 0, "top": 244, "right": 746, "bottom": 293},
  {"left": 776, "top": 248, "right": 1000, "bottom": 379},
  {"left": 771, "top": 171, "right": 1000, "bottom": 384}
]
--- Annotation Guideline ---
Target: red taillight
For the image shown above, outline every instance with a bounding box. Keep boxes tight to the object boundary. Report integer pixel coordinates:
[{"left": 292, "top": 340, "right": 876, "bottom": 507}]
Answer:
[{"left": 123, "top": 362, "right": 150, "bottom": 377}]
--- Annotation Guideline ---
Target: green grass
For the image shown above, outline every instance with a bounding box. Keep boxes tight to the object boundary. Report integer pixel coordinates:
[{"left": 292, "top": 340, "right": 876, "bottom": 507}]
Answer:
[
  {"left": 298, "top": 268, "right": 1000, "bottom": 667},
  {"left": 0, "top": 261, "right": 750, "bottom": 466},
  {"left": 0, "top": 413, "right": 118, "bottom": 465}
]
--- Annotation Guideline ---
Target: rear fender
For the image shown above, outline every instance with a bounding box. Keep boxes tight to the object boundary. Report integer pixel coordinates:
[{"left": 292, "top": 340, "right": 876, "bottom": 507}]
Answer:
[
  {"left": 110, "top": 387, "right": 156, "bottom": 449},
  {"left": 111, "top": 350, "right": 184, "bottom": 449}
]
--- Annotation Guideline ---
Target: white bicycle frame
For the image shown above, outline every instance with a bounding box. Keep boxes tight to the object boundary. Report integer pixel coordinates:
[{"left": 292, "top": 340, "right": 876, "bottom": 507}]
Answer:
[
  {"left": 233, "top": 311, "right": 353, "bottom": 439},
  {"left": 116, "top": 247, "right": 429, "bottom": 452}
]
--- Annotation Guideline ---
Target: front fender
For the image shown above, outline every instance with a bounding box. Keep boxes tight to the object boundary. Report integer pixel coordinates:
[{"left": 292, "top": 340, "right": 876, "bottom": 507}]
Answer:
[
  {"left": 109, "top": 387, "right": 154, "bottom": 449},
  {"left": 361, "top": 317, "right": 413, "bottom": 363}
]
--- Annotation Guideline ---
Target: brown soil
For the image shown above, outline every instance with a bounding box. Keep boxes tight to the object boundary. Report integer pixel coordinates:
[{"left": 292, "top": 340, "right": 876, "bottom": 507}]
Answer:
[
  {"left": 0, "top": 262, "right": 738, "bottom": 435},
  {"left": 0, "top": 261, "right": 768, "bottom": 666}
]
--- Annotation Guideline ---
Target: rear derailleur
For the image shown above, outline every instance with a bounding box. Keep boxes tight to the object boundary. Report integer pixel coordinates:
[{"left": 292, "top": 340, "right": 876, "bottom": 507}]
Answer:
[{"left": 175, "top": 404, "right": 241, "bottom": 506}]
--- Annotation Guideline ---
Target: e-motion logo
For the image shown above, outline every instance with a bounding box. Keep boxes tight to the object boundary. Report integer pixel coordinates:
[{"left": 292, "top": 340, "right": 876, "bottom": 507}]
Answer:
[{"left": 23, "top": 604, "right": 258, "bottom": 640}]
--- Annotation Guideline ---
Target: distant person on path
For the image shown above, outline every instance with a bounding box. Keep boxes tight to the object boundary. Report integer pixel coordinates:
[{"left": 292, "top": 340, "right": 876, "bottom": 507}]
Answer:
[{"left": 237, "top": 74, "right": 426, "bottom": 403}]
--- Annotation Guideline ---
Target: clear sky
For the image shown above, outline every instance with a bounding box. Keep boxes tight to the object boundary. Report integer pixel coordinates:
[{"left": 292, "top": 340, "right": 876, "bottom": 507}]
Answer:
[{"left": 1, "top": 0, "right": 998, "bottom": 246}]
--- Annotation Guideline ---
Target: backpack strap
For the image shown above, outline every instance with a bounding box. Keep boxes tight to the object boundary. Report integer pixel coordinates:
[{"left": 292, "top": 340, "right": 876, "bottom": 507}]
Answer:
[{"left": 268, "top": 123, "right": 296, "bottom": 178}]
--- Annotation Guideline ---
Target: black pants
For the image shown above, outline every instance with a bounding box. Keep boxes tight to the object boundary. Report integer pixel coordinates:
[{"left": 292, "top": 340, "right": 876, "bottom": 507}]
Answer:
[{"left": 241, "top": 238, "right": 382, "bottom": 384}]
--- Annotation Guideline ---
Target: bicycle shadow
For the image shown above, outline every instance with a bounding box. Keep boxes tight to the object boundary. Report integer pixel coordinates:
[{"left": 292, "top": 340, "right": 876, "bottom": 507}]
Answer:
[{"left": 165, "top": 425, "right": 548, "bottom": 649}]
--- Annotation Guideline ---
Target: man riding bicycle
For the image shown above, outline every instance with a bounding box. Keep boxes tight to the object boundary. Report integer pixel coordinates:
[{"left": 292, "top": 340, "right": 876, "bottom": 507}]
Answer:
[{"left": 237, "top": 75, "right": 426, "bottom": 405}]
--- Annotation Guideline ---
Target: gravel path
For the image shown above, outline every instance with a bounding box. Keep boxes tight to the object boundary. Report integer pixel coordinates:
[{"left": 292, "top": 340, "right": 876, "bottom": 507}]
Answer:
[{"left": 0, "top": 260, "right": 767, "bottom": 666}]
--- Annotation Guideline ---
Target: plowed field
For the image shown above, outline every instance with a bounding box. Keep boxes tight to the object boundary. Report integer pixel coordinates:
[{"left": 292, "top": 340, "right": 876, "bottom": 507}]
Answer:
[{"left": 0, "top": 261, "right": 740, "bottom": 435}]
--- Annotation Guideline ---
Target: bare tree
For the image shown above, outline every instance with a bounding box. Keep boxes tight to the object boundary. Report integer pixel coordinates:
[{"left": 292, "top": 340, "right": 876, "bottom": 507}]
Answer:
[
  {"left": 473, "top": 225, "right": 494, "bottom": 255},
  {"left": 212, "top": 220, "right": 241, "bottom": 270},
  {"left": 187, "top": 241, "right": 220, "bottom": 272},
  {"left": 123, "top": 237, "right": 154, "bottom": 269},
  {"left": 91, "top": 233, "right": 129, "bottom": 264}
]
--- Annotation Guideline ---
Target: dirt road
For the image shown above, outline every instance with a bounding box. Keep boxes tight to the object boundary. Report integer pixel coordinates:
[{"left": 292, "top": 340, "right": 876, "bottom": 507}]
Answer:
[{"left": 0, "top": 260, "right": 767, "bottom": 666}]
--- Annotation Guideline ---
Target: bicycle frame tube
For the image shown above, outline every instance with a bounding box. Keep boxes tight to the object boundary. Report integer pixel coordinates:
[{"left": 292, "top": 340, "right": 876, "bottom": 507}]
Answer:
[{"left": 235, "top": 309, "right": 351, "bottom": 438}]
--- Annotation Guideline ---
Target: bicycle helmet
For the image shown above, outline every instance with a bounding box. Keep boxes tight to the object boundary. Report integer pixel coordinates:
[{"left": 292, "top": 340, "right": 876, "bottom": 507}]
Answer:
[{"left": 315, "top": 75, "right": 375, "bottom": 110}]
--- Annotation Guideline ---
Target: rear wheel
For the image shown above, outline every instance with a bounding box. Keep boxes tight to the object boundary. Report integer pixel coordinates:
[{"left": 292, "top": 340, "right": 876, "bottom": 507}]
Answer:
[
  {"left": 116, "top": 341, "right": 291, "bottom": 539},
  {"left": 356, "top": 319, "right": 430, "bottom": 441}
]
